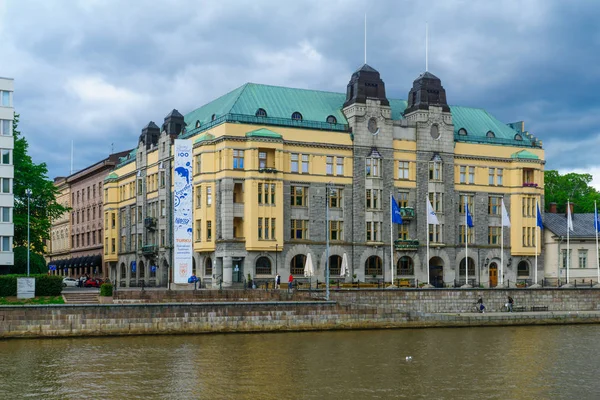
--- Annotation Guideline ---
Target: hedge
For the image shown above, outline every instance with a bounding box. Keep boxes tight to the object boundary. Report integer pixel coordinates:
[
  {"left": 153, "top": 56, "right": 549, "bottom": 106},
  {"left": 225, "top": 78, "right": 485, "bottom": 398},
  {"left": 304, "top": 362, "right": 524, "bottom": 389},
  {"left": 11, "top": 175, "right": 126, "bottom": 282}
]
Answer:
[
  {"left": 100, "top": 283, "right": 113, "bottom": 297},
  {"left": 0, "top": 275, "right": 64, "bottom": 297}
]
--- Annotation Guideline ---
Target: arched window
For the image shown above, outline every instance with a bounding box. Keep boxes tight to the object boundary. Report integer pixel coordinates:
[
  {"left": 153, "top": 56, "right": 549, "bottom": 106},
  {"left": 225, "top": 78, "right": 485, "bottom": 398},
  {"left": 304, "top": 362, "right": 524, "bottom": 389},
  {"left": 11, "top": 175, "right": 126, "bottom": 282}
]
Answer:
[
  {"left": 195, "top": 120, "right": 201, "bottom": 128},
  {"left": 397, "top": 256, "right": 414, "bottom": 275},
  {"left": 290, "top": 254, "right": 306, "bottom": 275},
  {"left": 326, "top": 115, "right": 337, "bottom": 124},
  {"left": 459, "top": 258, "right": 476, "bottom": 278},
  {"left": 458, "top": 128, "right": 468, "bottom": 136},
  {"left": 211, "top": 114, "right": 216, "bottom": 121},
  {"left": 120, "top": 263, "right": 126, "bottom": 279},
  {"left": 291, "top": 112, "right": 303, "bottom": 121},
  {"left": 255, "top": 108, "right": 267, "bottom": 117},
  {"left": 517, "top": 261, "right": 530, "bottom": 277},
  {"left": 329, "top": 255, "right": 342, "bottom": 276},
  {"left": 255, "top": 256, "right": 272, "bottom": 275},
  {"left": 205, "top": 257, "right": 213, "bottom": 276},
  {"left": 365, "top": 256, "right": 382, "bottom": 276},
  {"left": 139, "top": 260, "right": 145, "bottom": 278},
  {"left": 486, "top": 130, "right": 495, "bottom": 138},
  {"left": 430, "top": 124, "right": 440, "bottom": 139},
  {"left": 514, "top": 133, "right": 523, "bottom": 141}
]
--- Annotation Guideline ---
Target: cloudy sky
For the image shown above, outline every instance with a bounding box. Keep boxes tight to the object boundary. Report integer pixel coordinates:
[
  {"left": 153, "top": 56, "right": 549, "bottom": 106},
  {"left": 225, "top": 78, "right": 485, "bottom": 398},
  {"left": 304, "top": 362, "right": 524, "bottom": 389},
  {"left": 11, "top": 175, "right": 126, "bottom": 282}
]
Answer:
[{"left": 1, "top": 0, "right": 600, "bottom": 184}]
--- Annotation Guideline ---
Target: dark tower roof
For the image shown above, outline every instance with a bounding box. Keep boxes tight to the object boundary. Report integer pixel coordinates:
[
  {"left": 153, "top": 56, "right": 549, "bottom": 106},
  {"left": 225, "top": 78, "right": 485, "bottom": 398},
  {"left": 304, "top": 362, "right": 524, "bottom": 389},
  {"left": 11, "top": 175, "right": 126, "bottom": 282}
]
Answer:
[
  {"left": 343, "top": 64, "right": 389, "bottom": 108},
  {"left": 164, "top": 109, "right": 184, "bottom": 119},
  {"left": 163, "top": 109, "right": 185, "bottom": 136},
  {"left": 404, "top": 71, "right": 450, "bottom": 114},
  {"left": 139, "top": 121, "right": 160, "bottom": 149}
]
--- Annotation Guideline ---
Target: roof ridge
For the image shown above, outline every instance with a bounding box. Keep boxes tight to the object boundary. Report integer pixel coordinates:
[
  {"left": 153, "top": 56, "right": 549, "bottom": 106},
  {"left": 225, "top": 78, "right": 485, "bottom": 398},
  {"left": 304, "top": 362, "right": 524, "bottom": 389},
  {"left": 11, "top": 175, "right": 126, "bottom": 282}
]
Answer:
[
  {"left": 230, "top": 82, "right": 250, "bottom": 112},
  {"left": 244, "top": 82, "right": 348, "bottom": 96}
]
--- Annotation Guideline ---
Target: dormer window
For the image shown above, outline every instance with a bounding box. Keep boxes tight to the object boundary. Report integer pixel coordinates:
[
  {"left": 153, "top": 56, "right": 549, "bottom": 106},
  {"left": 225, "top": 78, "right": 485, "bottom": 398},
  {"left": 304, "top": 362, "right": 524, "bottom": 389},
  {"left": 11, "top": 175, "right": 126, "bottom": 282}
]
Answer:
[
  {"left": 486, "top": 131, "right": 495, "bottom": 138},
  {"left": 195, "top": 120, "right": 201, "bottom": 128},
  {"left": 255, "top": 108, "right": 267, "bottom": 117},
  {"left": 514, "top": 133, "right": 523, "bottom": 141},
  {"left": 211, "top": 114, "right": 216, "bottom": 121},
  {"left": 291, "top": 112, "right": 303, "bottom": 121},
  {"left": 458, "top": 128, "right": 467, "bottom": 136},
  {"left": 326, "top": 115, "right": 337, "bottom": 124}
]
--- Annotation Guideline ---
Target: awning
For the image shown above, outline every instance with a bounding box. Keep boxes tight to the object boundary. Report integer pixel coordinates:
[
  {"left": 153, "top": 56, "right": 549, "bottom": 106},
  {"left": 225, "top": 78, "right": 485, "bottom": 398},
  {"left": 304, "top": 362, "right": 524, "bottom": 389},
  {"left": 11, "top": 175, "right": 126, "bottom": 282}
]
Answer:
[
  {"left": 82, "top": 256, "right": 91, "bottom": 266},
  {"left": 91, "top": 255, "right": 102, "bottom": 267}
]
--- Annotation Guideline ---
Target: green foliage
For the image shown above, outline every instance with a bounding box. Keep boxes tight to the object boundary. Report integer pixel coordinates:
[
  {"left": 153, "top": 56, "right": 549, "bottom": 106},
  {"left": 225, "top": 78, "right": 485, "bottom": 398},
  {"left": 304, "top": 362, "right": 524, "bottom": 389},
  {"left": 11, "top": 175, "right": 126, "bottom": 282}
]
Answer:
[
  {"left": 544, "top": 170, "right": 600, "bottom": 213},
  {"left": 12, "top": 113, "right": 70, "bottom": 253},
  {"left": 0, "top": 275, "right": 62, "bottom": 297},
  {"left": 0, "top": 296, "right": 64, "bottom": 305},
  {"left": 10, "top": 247, "right": 47, "bottom": 274},
  {"left": 100, "top": 283, "right": 113, "bottom": 297}
]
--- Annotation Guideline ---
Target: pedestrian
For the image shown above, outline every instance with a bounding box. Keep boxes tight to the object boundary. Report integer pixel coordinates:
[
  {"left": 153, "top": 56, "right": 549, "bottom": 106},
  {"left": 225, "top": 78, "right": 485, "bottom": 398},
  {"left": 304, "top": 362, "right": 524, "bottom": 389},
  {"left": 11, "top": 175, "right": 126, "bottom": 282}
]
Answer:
[
  {"left": 276, "top": 273, "right": 281, "bottom": 289},
  {"left": 507, "top": 295, "right": 514, "bottom": 312},
  {"left": 477, "top": 296, "right": 485, "bottom": 313},
  {"left": 288, "top": 273, "right": 294, "bottom": 290}
]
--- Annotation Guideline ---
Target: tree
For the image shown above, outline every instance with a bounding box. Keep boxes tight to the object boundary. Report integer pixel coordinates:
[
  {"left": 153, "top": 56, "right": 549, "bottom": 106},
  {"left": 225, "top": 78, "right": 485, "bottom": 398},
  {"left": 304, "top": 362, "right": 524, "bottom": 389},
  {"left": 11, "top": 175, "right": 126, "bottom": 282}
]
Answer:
[
  {"left": 11, "top": 246, "right": 47, "bottom": 274},
  {"left": 12, "top": 113, "right": 69, "bottom": 254},
  {"left": 544, "top": 170, "right": 600, "bottom": 213}
]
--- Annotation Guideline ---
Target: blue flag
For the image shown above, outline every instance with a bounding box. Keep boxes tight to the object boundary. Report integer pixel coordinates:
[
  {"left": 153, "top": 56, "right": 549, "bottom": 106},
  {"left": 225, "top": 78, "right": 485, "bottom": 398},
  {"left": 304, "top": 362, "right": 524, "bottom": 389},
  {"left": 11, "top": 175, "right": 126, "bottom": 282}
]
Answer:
[
  {"left": 536, "top": 202, "right": 544, "bottom": 229},
  {"left": 391, "top": 195, "right": 403, "bottom": 224},
  {"left": 466, "top": 203, "right": 474, "bottom": 228},
  {"left": 595, "top": 205, "right": 600, "bottom": 232}
]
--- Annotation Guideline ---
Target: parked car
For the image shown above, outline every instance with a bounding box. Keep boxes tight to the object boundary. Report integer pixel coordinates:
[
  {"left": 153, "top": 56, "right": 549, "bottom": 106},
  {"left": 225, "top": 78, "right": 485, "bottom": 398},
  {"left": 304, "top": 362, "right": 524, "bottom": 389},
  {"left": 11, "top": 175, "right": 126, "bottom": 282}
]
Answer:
[
  {"left": 62, "top": 277, "right": 78, "bottom": 287},
  {"left": 83, "top": 279, "right": 103, "bottom": 288}
]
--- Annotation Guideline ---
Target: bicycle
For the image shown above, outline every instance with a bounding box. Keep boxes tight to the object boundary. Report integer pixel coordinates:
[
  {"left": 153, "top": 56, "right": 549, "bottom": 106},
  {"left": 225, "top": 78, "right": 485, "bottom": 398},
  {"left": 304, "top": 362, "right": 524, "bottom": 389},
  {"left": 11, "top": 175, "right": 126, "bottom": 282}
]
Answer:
[{"left": 472, "top": 303, "right": 485, "bottom": 313}]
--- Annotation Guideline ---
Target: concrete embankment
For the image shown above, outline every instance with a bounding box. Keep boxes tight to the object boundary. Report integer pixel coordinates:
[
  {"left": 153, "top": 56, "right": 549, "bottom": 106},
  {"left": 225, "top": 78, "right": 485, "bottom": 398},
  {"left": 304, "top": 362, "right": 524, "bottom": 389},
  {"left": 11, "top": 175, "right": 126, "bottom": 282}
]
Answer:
[{"left": 1, "top": 288, "right": 599, "bottom": 339}]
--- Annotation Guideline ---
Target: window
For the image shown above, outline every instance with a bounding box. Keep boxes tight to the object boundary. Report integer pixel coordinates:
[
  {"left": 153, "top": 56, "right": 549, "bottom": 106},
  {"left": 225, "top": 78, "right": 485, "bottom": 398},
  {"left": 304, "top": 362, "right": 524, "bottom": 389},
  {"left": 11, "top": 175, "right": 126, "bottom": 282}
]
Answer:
[
  {"left": 429, "top": 192, "right": 443, "bottom": 213},
  {"left": 487, "top": 131, "right": 495, "bottom": 138},
  {"left": 488, "top": 196, "right": 501, "bottom": 215},
  {"left": 459, "top": 225, "right": 474, "bottom": 244},
  {"left": 290, "top": 254, "right": 306, "bottom": 275},
  {"left": 0, "top": 119, "right": 11, "bottom": 136},
  {"left": 326, "top": 115, "right": 337, "bottom": 124},
  {"left": 397, "top": 192, "right": 408, "bottom": 208},
  {"left": 561, "top": 249, "right": 572, "bottom": 269},
  {"left": 515, "top": 134, "right": 523, "bottom": 141},
  {"left": 521, "top": 197, "right": 535, "bottom": 217},
  {"left": 458, "top": 128, "right": 467, "bottom": 135},
  {"left": 206, "top": 221, "right": 212, "bottom": 241},
  {"left": 160, "top": 171, "right": 165, "bottom": 188},
  {"left": 270, "top": 184, "right": 276, "bottom": 204},
  {"left": 517, "top": 261, "right": 529, "bottom": 277},
  {"left": 398, "top": 161, "right": 409, "bottom": 180},
  {"left": 1, "top": 178, "right": 10, "bottom": 193},
  {"left": 195, "top": 155, "right": 201, "bottom": 174},
  {"left": 256, "top": 108, "right": 267, "bottom": 117},
  {"left": 0, "top": 236, "right": 10, "bottom": 252},
  {"left": 397, "top": 256, "right": 414, "bottom": 275},
  {"left": 111, "top": 213, "right": 116, "bottom": 228},
  {"left": 211, "top": 114, "right": 216, "bottom": 121},
  {"left": 195, "top": 186, "right": 201, "bottom": 208},
  {"left": 160, "top": 229, "right": 165, "bottom": 247},
  {"left": 233, "top": 150, "right": 244, "bottom": 169},
  {"left": 1, "top": 91, "right": 11, "bottom": 107},
  {"left": 195, "top": 220, "right": 202, "bottom": 242},
  {"left": 326, "top": 156, "right": 333, "bottom": 175},
  {"left": 137, "top": 206, "right": 142, "bottom": 223},
  {"left": 329, "top": 255, "right": 342, "bottom": 276},
  {"left": 111, "top": 238, "right": 116, "bottom": 253},
  {"left": 264, "top": 218, "right": 269, "bottom": 239},
  {"left": 258, "top": 217, "right": 263, "bottom": 239},
  {"left": 0, "top": 207, "right": 10, "bottom": 222},
  {"left": 366, "top": 158, "right": 380, "bottom": 177},
  {"left": 291, "top": 112, "right": 303, "bottom": 120},
  {"left": 579, "top": 250, "right": 588, "bottom": 268},
  {"left": 291, "top": 186, "right": 307, "bottom": 207},
  {"left": 522, "top": 227, "right": 534, "bottom": 247},
  {"left": 489, "top": 168, "right": 495, "bottom": 185},
  {"left": 271, "top": 218, "right": 275, "bottom": 239},
  {"left": 330, "top": 221, "right": 343, "bottom": 241},
  {"left": 259, "top": 151, "right": 267, "bottom": 169},
  {"left": 398, "top": 224, "right": 409, "bottom": 240},
  {"left": 459, "top": 166, "right": 466, "bottom": 184},
  {"left": 497, "top": 169, "right": 503, "bottom": 186},
  {"left": 365, "top": 256, "right": 382, "bottom": 276},
  {"left": 291, "top": 219, "right": 308, "bottom": 239},
  {"left": 329, "top": 188, "right": 342, "bottom": 208},
  {"left": 301, "top": 154, "right": 309, "bottom": 173},
  {"left": 161, "top": 200, "right": 166, "bottom": 217},
  {"left": 1, "top": 149, "right": 10, "bottom": 164},
  {"left": 255, "top": 256, "right": 272, "bottom": 275},
  {"left": 458, "top": 195, "right": 474, "bottom": 214},
  {"left": 207, "top": 186, "right": 212, "bottom": 206},
  {"left": 258, "top": 183, "right": 263, "bottom": 204},
  {"left": 523, "top": 168, "right": 535, "bottom": 185},
  {"left": 291, "top": 153, "right": 299, "bottom": 173},
  {"left": 366, "top": 221, "right": 381, "bottom": 241},
  {"left": 429, "top": 161, "right": 442, "bottom": 181},
  {"left": 428, "top": 224, "right": 443, "bottom": 243},
  {"left": 468, "top": 167, "right": 475, "bottom": 184},
  {"left": 336, "top": 157, "right": 344, "bottom": 175}
]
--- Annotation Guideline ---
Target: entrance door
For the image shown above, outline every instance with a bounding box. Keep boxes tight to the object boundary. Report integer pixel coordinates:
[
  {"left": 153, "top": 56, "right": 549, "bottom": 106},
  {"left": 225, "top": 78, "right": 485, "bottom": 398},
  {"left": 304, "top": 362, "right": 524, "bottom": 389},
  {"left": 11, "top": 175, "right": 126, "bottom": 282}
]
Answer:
[
  {"left": 489, "top": 262, "right": 498, "bottom": 288},
  {"left": 429, "top": 257, "right": 444, "bottom": 288},
  {"left": 232, "top": 258, "right": 244, "bottom": 283}
]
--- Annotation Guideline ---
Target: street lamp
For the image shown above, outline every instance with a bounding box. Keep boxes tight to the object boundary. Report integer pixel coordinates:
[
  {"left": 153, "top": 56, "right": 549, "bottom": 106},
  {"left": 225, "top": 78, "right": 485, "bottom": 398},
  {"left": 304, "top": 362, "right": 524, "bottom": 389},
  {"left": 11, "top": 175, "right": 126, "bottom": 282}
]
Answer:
[
  {"left": 325, "top": 182, "right": 334, "bottom": 301},
  {"left": 275, "top": 243, "right": 278, "bottom": 274},
  {"left": 25, "top": 188, "right": 32, "bottom": 276}
]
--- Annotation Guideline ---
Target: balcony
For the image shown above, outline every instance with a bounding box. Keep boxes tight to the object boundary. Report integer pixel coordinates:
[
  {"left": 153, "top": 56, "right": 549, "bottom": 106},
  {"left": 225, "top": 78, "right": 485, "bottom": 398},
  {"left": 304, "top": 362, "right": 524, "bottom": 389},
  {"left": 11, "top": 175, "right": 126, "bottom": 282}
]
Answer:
[
  {"left": 258, "top": 167, "right": 278, "bottom": 174},
  {"left": 394, "top": 239, "right": 419, "bottom": 250},
  {"left": 144, "top": 217, "right": 157, "bottom": 230},
  {"left": 399, "top": 207, "right": 415, "bottom": 220},
  {"left": 141, "top": 245, "right": 158, "bottom": 255},
  {"left": 233, "top": 203, "right": 244, "bottom": 218},
  {"left": 523, "top": 182, "right": 538, "bottom": 188}
]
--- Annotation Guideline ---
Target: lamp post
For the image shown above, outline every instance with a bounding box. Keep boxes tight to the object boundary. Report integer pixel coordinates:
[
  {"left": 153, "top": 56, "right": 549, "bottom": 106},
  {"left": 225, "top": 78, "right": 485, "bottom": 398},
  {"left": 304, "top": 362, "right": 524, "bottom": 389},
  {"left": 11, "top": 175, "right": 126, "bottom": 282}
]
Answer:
[
  {"left": 275, "top": 243, "right": 278, "bottom": 274},
  {"left": 325, "top": 182, "right": 334, "bottom": 301},
  {"left": 25, "top": 188, "right": 32, "bottom": 276}
]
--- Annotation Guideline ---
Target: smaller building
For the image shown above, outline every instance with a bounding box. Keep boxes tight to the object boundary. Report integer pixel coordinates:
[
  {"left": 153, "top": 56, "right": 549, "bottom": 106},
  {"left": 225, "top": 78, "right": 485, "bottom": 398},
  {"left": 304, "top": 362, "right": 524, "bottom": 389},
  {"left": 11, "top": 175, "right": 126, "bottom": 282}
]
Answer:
[
  {"left": 544, "top": 202, "right": 600, "bottom": 286},
  {"left": 0, "top": 77, "right": 15, "bottom": 274}
]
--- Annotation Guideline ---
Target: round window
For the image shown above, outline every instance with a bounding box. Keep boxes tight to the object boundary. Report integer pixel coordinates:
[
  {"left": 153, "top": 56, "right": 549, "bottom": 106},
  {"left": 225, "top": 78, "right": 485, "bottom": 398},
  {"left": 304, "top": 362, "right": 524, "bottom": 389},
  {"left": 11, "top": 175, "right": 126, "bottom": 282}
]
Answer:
[{"left": 430, "top": 124, "right": 440, "bottom": 139}]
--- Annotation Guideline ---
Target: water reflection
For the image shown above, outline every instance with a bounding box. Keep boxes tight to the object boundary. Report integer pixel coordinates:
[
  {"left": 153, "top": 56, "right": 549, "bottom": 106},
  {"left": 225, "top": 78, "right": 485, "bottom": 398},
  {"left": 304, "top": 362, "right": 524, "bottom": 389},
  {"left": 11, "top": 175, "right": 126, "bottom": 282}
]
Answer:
[{"left": 1, "top": 325, "right": 599, "bottom": 399}]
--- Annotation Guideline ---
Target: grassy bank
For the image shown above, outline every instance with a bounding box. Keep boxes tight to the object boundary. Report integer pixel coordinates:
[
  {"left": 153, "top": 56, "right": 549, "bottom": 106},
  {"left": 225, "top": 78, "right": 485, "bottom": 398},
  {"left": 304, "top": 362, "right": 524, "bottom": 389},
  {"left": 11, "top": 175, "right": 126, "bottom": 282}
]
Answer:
[{"left": 0, "top": 296, "right": 65, "bottom": 305}]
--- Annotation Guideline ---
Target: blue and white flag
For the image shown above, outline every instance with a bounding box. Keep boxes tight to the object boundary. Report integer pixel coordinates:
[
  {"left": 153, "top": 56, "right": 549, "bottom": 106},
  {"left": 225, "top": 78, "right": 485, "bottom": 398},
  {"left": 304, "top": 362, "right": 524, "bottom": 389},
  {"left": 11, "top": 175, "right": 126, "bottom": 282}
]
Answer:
[
  {"left": 595, "top": 203, "right": 600, "bottom": 232},
  {"left": 501, "top": 199, "right": 511, "bottom": 227},
  {"left": 567, "top": 201, "right": 574, "bottom": 232},
  {"left": 427, "top": 199, "right": 439, "bottom": 225},
  {"left": 536, "top": 202, "right": 544, "bottom": 229},
  {"left": 466, "top": 203, "right": 474, "bottom": 228},
  {"left": 391, "top": 195, "right": 403, "bottom": 224}
]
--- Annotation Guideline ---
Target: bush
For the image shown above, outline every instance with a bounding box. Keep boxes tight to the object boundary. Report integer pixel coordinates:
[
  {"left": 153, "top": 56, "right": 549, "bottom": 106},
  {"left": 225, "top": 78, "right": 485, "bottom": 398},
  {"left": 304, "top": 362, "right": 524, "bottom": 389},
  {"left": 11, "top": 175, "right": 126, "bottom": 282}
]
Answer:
[
  {"left": 100, "top": 283, "right": 113, "bottom": 297},
  {"left": 0, "top": 274, "right": 63, "bottom": 297}
]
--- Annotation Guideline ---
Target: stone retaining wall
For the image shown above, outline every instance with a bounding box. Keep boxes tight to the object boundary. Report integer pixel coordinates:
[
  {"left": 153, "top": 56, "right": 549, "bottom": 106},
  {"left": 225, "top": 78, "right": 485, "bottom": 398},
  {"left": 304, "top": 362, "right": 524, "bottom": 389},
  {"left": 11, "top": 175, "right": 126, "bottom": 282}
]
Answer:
[{"left": 113, "top": 289, "right": 311, "bottom": 303}]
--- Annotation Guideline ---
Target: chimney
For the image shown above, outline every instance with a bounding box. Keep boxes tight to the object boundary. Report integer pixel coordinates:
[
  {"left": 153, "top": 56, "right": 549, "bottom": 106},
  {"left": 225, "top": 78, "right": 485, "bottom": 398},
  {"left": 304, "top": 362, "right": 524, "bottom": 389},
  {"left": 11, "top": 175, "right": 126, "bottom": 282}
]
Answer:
[
  {"left": 549, "top": 202, "right": 557, "bottom": 213},
  {"left": 565, "top": 202, "right": 574, "bottom": 216}
]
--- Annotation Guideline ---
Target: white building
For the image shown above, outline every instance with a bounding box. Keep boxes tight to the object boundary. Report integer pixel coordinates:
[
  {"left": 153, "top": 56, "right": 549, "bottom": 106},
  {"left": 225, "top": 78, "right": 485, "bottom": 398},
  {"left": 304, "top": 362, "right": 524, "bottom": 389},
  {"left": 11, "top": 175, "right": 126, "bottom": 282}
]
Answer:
[{"left": 0, "top": 77, "right": 14, "bottom": 273}]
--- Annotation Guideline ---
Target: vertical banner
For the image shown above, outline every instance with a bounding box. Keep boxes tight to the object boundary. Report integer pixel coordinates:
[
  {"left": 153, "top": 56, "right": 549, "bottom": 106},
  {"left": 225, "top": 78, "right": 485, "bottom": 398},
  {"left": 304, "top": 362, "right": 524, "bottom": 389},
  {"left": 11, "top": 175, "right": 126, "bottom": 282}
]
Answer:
[{"left": 173, "top": 139, "right": 193, "bottom": 284}]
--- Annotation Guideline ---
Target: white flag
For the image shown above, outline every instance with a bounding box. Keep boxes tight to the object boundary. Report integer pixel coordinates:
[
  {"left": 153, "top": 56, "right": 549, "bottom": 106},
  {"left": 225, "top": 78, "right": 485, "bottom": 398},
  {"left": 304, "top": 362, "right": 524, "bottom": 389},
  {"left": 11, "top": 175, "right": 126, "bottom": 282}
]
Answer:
[
  {"left": 427, "top": 199, "right": 439, "bottom": 225},
  {"left": 501, "top": 199, "right": 511, "bottom": 227},
  {"left": 567, "top": 201, "right": 574, "bottom": 231}
]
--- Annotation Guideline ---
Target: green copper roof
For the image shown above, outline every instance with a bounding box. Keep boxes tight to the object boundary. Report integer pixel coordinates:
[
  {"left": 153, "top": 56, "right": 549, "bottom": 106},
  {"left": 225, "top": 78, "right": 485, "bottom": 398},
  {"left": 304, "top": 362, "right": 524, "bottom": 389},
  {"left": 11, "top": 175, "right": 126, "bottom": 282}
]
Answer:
[
  {"left": 181, "top": 82, "right": 541, "bottom": 148},
  {"left": 245, "top": 128, "right": 282, "bottom": 139},
  {"left": 511, "top": 149, "right": 539, "bottom": 159},
  {"left": 104, "top": 172, "right": 118, "bottom": 182},
  {"left": 194, "top": 133, "right": 215, "bottom": 144}
]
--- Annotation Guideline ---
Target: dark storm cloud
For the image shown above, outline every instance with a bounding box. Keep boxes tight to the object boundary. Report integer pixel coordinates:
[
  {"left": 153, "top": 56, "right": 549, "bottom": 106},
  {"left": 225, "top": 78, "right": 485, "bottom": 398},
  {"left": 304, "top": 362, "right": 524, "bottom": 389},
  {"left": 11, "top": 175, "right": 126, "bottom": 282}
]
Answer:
[{"left": 1, "top": 0, "right": 600, "bottom": 179}]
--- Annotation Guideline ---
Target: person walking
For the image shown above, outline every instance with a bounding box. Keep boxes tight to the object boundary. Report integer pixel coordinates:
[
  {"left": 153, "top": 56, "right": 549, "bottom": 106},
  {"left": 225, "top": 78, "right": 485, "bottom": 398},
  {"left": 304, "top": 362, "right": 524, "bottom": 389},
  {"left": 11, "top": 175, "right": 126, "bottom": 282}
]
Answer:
[
  {"left": 275, "top": 273, "right": 281, "bottom": 289},
  {"left": 288, "top": 274, "right": 294, "bottom": 291},
  {"left": 477, "top": 296, "right": 485, "bottom": 313},
  {"left": 507, "top": 295, "right": 514, "bottom": 312}
]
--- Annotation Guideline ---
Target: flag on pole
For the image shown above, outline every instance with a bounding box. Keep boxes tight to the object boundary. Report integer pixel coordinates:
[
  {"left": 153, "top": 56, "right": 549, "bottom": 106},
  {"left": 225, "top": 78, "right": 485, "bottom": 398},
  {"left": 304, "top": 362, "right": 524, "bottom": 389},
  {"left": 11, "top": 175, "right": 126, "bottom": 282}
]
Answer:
[
  {"left": 536, "top": 202, "right": 544, "bottom": 229},
  {"left": 427, "top": 199, "right": 439, "bottom": 225},
  {"left": 391, "top": 195, "right": 403, "bottom": 224},
  {"left": 501, "top": 199, "right": 511, "bottom": 227},
  {"left": 595, "top": 203, "right": 600, "bottom": 232},
  {"left": 465, "top": 203, "right": 474, "bottom": 228},
  {"left": 567, "top": 202, "right": 574, "bottom": 232}
]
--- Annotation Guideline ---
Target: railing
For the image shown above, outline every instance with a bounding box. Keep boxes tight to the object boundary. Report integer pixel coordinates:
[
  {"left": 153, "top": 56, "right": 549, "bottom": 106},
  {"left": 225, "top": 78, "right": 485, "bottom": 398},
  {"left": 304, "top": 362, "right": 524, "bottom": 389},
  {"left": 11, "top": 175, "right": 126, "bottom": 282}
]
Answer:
[
  {"left": 454, "top": 133, "right": 541, "bottom": 148},
  {"left": 454, "top": 278, "right": 478, "bottom": 287},
  {"left": 258, "top": 167, "right": 278, "bottom": 174},
  {"left": 522, "top": 182, "right": 539, "bottom": 187},
  {"left": 394, "top": 239, "right": 419, "bottom": 250},
  {"left": 141, "top": 245, "right": 158, "bottom": 255},
  {"left": 399, "top": 207, "right": 415, "bottom": 220},
  {"left": 144, "top": 217, "right": 157, "bottom": 229}
]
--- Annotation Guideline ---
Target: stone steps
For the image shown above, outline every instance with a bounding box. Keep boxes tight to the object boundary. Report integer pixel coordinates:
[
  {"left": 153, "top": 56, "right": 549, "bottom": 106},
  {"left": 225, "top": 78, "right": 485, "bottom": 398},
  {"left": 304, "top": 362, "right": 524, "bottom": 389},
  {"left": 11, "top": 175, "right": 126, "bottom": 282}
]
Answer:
[{"left": 63, "top": 292, "right": 99, "bottom": 304}]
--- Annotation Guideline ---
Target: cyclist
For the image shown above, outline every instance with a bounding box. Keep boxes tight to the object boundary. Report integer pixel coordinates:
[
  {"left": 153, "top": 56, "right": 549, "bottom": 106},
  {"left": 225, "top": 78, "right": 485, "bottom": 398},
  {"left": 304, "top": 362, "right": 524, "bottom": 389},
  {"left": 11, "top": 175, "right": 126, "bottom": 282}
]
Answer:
[
  {"left": 507, "top": 296, "right": 514, "bottom": 312},
  {"left": 476, "top": 296, "right": 485, "bottom": 313}
]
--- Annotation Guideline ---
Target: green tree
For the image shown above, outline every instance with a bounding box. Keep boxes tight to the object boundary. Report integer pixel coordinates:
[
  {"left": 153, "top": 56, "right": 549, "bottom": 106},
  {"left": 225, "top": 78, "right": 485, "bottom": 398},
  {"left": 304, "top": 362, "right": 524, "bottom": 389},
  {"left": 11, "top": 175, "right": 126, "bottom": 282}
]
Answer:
[
  {"left": 11, "top": 246, "right": 47, "bottom": 274},
  {"left": 12, "top": 113, "right": 69, "bottom": 254},
  {"left": 544, "top": 170, "right": 600, "bottom": 213}
]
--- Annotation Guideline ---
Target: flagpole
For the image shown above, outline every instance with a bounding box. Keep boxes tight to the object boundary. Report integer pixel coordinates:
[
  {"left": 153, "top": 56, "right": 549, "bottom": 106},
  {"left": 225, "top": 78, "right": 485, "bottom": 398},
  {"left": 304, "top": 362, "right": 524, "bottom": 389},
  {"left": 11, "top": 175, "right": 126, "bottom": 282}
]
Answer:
[
  {"left": 596, "top": 201, "right": 599, "bottom": 285},
  {"left": 501, "top": 198, "right": 504, "bottom": 287},
  {"left": 426, "top": 196, "right": 430, "bottom": 285},
  {"left": 390, "top": 193, "right": 394, "bottom": 286},
  {"left": 567, "top": 200, "right": 570, "bottom": 284},
  {"left": 465, "top": 196, "right": 468, "bottom": 286},
  {"left": 535, "top": 202, "right": 538, "bottom": 285}
]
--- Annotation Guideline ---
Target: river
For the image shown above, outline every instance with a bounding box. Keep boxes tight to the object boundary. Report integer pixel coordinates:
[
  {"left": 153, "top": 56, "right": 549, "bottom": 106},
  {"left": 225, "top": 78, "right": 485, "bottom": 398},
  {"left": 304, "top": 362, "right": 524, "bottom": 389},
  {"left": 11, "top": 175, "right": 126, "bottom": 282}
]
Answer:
[{"left": 1, "top": 325, "right": 599, "bottom": 399}]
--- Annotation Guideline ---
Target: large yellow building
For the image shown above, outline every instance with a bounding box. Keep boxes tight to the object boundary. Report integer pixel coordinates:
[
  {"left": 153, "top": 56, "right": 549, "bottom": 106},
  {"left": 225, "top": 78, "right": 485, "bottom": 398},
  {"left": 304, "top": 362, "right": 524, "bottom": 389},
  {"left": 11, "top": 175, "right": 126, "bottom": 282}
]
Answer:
[{"left": 103, "top": 65, "right": 544, "bottom": 288}]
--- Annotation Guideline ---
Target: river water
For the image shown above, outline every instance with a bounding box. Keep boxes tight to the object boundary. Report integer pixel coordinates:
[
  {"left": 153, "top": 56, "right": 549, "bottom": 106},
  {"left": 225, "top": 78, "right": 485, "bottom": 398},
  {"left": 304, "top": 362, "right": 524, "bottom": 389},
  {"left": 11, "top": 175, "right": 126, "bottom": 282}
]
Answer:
[{"left": 1, "top": 326, "right": 599, "bottom": 399}]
